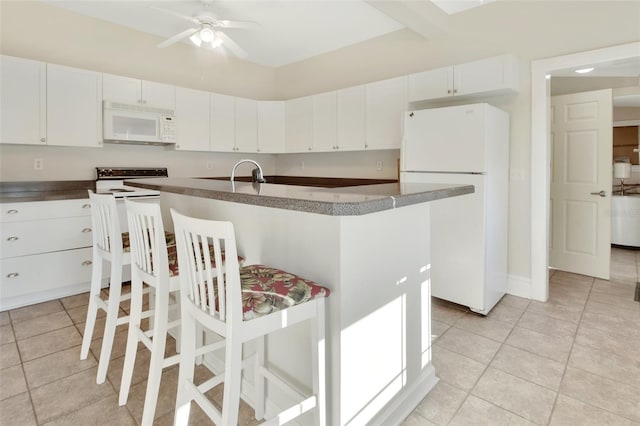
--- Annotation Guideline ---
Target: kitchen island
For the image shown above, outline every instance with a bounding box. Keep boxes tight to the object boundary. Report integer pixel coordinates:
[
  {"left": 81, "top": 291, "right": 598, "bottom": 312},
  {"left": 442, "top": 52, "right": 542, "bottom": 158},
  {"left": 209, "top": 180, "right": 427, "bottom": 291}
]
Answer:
[{"left": 126, "top": 177, "right": 474, "bottom": 425}]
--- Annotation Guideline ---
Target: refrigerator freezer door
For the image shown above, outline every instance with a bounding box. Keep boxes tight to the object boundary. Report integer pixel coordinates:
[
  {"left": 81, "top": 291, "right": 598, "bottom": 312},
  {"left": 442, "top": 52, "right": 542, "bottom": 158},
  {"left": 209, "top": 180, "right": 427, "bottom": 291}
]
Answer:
[
  {"left": 401, "top": 172, "right": 506, "bottom": 314},
  {"left": 401, "top": 104, "right": 487, "bottom": 173}
]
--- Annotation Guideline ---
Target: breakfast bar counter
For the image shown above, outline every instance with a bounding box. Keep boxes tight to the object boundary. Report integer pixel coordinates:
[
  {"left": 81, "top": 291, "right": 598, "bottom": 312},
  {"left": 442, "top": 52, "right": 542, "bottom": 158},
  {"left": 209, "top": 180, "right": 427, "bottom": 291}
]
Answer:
[{"left": 126, "top": 177, "right": 473, "bottom": 425}]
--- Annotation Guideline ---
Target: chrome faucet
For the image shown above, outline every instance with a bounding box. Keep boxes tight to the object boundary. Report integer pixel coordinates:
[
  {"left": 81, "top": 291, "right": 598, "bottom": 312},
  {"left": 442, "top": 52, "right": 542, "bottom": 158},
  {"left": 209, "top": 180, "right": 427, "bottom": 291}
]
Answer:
[{"left": 230, "top": 159, "right": 266, "bottom": 186}]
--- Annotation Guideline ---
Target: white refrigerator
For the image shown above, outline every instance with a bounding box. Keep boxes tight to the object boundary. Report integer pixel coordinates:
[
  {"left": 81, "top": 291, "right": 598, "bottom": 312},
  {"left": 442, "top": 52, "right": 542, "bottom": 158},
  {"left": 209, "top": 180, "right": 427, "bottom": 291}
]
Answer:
[{"left": 400, "top": 103, "right": 509, "bottom": 314}]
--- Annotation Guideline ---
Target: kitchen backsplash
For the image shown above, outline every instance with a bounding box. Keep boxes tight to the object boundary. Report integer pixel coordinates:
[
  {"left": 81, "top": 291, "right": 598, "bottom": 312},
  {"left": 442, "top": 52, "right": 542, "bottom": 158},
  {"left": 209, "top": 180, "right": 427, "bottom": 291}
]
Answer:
[{"left": 0, "top": 144, "right": 399, "bottom": 182}]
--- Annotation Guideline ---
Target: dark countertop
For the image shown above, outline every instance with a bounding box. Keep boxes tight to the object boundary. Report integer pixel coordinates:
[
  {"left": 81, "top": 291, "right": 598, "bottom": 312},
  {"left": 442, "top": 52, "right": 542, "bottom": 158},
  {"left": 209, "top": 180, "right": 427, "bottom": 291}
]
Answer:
[
  {"left": 0, "top": 181, "right": 94, "bottom": 203},
  {"left": 125, "top": 177, "right": 474, "bottom": 216}
]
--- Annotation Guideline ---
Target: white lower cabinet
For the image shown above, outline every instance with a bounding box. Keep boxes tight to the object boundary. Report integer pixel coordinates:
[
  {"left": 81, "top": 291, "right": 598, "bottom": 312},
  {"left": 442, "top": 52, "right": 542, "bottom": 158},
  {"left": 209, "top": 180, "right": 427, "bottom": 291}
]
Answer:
[{"left": 0, "top": 199, "right": 102, "bottom": 311}]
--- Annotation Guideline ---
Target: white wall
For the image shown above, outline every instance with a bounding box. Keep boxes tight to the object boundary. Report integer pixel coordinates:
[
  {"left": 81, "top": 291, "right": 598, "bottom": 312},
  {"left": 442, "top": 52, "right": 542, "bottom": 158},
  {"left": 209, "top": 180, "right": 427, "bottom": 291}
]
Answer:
[
  {"left": 0, "top": 144, "right": 276, "bottom": 181},
  {"left": 1, "top": 0, "right": 639, "bottom": 284}
]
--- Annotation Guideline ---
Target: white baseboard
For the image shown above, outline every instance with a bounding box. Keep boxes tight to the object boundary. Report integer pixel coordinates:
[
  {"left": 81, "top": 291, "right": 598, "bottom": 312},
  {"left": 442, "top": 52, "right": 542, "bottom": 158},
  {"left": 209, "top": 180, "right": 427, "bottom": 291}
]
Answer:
[
  {"left": 507, "top": 274, "right": 532, "bottom": 299},
  {"left": 0, "top": 282, "right": 90, "bottom": 311},
  {"left": 369, "top": 364, "right": 439, "bottom": 426}
]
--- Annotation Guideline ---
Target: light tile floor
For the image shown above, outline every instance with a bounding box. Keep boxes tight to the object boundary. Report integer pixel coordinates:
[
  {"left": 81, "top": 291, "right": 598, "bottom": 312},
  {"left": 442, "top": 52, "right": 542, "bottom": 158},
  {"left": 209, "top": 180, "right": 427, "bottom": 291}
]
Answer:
[{"left": 0, "top": 248, "right": 638, "bottom": 425}]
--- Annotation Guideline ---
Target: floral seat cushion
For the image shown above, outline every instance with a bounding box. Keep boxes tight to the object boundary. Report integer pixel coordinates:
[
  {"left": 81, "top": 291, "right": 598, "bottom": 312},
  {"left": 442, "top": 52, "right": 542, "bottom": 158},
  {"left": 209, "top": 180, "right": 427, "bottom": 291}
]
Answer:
[
  {"left": 240, "top": 265, "right": 330, "bottom": 321},
  {"left": 121, "top": 231, "right": 176, "bottom": 253}
]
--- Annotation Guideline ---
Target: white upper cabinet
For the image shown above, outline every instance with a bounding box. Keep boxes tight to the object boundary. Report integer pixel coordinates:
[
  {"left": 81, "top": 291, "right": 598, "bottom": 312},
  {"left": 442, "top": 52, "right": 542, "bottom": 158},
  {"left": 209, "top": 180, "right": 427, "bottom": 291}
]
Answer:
[
  {"left": 337, "top": 85, "right": 366, "bottom": 151},
  {"left": 103, "top": 73, "right": 175, "bottom": 109},
  {"left": 258, "top": 101, "right": 285, "bottom": 153},
  {"left": 313, "top": 92, "right": 338, "bottom": 152},
  {"left": 175, "top": 87, "right": 210, "bottom": 151},
  {"left": 454, "top": 55, "right": 519, "bottom": 97},
  {"left": 46, "top": 64, "right": 103, "bottom": 147},
  {"left": 210, "top": 93, "right": 236, "bottom": 152},
  {"left": 408, "top": 66, "right": 453, "bottom": 101},
  {"left": 1, "top": 55, "right": 47, "bottom": 145},
  {"left": 286, "top": 96, "right": 314, "bottom": 153},
  {"left": 235, "top": 97, "right": 258, "bottom": 152},
  {"left": 365, "top": 76, "right": 408, "bottom": 150},
  {"left": 408, "top": 55, "right": 518, "bottom": 102}
]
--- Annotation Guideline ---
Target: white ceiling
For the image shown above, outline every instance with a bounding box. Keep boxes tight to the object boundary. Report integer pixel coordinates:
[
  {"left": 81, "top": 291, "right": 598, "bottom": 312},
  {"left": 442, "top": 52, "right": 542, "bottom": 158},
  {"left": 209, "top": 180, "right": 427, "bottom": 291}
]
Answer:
[{"left": 41, "top": 0, "right": 490, "bottom": 68}]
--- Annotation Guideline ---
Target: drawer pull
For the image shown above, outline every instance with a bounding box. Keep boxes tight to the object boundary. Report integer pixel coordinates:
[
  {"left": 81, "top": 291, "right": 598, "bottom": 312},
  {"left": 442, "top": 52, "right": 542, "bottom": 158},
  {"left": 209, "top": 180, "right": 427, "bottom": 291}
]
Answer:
[
  {"left": 82, "top": 204, "right": 91, "bottom": 209},
  {"left": 6, "top": 272, "right": 19, "bottom": 278},
  {"left": 7, "top": 236, "right": 18, "bottom": 241},
  {"left": 82, "top": 228, "right": 92, "bottom": 233},
  {"left": 7, "top": 209, "right": 18, "bottom": 214},
  {"left": 82, "top": 260, "right": 92, "bottom": 266}
]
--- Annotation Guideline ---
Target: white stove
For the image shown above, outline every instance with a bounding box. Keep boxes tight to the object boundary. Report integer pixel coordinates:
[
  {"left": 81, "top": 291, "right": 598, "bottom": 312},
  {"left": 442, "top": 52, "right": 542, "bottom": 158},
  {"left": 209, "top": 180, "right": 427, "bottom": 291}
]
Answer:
[{"left": 95, "top": 167, "right": 167, "bottom": 198}]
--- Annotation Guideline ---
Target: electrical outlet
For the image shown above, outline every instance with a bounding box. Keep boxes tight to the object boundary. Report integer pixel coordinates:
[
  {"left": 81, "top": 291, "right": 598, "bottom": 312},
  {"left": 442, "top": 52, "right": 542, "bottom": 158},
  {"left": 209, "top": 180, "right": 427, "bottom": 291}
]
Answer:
[
  {"left": 376, "top": 160, "right": 383, "bottom": 171},
  {"left": 34, "top": 158, "right": 43, "bottom": 170}
]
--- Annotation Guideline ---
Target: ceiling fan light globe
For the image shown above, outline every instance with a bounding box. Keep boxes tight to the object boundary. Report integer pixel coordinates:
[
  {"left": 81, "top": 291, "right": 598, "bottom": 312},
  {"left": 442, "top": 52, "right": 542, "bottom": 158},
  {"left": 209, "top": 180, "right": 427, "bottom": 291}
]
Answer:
[
  {"left": 211, "top": 38, "right": 223, "bottom": 48},
  {"left": 200, "top": 27, "right": 215, "bottom": 42},
  {"left": 189, "top": 33, "right": 202, "bottom": 46}
]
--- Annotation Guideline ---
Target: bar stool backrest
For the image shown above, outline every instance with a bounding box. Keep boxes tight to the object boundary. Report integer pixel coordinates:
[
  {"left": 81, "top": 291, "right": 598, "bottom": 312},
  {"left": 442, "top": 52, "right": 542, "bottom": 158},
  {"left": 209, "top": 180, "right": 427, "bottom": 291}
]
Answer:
[{"left": 89, "top": 191, "right": 123, "bottom": 257}]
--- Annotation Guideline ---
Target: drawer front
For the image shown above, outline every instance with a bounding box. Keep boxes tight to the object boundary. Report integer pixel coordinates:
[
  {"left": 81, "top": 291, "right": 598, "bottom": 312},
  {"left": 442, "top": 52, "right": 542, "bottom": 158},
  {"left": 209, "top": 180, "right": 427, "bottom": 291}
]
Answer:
[
  {"left": 1, "top": 247, "right": 94, "bottom": 300},
  {"left": 1, "top": 216, "right": 92, "bottom": 258},
  {"left": 1, "top": 198, "right": 92, "bottom": 223}
]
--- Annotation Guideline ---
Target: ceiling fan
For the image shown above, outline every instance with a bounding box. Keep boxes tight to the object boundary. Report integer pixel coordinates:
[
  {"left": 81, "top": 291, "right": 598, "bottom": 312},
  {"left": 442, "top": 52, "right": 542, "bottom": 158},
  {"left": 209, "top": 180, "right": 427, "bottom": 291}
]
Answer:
[{"left": 152, "top": 0, "right": 258, "bottom": 59}]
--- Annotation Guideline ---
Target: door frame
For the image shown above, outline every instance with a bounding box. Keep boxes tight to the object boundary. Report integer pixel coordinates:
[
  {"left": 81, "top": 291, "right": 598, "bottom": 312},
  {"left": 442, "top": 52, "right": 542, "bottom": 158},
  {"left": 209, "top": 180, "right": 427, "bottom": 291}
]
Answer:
[{"left": 530, "top": 41, "right": 640, "bottom": 302}]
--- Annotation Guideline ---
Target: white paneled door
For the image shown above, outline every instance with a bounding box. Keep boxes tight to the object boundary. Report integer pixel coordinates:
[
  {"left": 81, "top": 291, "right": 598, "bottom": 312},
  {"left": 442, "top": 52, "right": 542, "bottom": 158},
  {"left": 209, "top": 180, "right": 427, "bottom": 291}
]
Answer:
[{"left": 550, "top": 89, "right": 612, "bottom": 279}]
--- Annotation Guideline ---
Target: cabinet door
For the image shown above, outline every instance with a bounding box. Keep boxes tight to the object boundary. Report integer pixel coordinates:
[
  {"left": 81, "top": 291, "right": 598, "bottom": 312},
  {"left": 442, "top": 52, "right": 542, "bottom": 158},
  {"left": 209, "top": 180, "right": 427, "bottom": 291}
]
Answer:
[
  {"left": 285, "top": 96, "right": 314, "bottom": 153},
  {"left": 365, "top": 76, "right": 407, "bottom": 150},
  {"left": 235, "top": 98, "right": 258, "bottom": 153},
  {"left": 454, "top": 55, "right": 517, "bottom": 96},
  {"left": 210, "top": 93, "right": 236, "bottom": 152},
  {"left": 258, "top": 101, "right": 285, "bottom": 153},
  {"left": 47, "top": 64, "right": 103, "bottom": 147},
  {"left": 407, "top": 66, "right": 453, "bottom": 102},
  {"left": 175, "top": 87, "right": 210, "bottom": 151},
  {"left": 337, "top": 85, "right": 366, "bottom": 151},
  {"left": 141, "top": 80, "right": 175, "bottom": 109},
  {"left": 0, "top": 55, "right": 47, "bottom": 145},
  {"left": 313, "top": 91, "right": 337, "bottom": 152},
  {"left": 102, "top": 73, "right": 140, "bottom": 104}
]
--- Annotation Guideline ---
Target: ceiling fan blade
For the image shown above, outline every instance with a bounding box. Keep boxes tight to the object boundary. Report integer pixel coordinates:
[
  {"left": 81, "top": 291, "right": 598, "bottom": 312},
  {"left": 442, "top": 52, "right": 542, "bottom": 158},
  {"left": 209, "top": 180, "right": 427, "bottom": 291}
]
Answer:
[
  {"left": 214, "top": 20, "right": 260, "bottom": 29},
  {"left": 157, "top": 27, "right": 199, "bottom": 48},
  {"left": 214, "top": 31, "right": 248, "bottom": 59},
  {"left": 149, "top": 5, "right": 200, "bottom": 25}
]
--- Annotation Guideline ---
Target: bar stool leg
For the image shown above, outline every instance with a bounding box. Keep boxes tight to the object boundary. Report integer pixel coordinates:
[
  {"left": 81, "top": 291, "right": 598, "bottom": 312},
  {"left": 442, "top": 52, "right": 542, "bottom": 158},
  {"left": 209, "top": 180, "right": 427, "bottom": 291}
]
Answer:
[
  {"left": 96, "top": 262, "right": 123, "bottom": 384},
  {"left": 221, "top": 339, "right": 243, "bottom": 426},
  {"left": 141, "top": 287, "right": 170, "bottom": 426},
  {"left": 80, "top": 254, "right": 103, "bottom": 360},
  {"left": 174, "top": 307, "right": 197, "bottom": 426},
  {"left": 311, "top": 299, "right": 327, "bottom": 426},
  {"left": 254, "top": 335, "right": 266, "bottom": 420},
  {"left": 119, "top": 274, "right": 144, "bottom": 406}
]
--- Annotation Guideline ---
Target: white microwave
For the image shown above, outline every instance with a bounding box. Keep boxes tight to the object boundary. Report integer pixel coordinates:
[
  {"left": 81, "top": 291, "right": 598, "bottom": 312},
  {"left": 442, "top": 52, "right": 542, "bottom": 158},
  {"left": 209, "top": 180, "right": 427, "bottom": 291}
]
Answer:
[{"left": 103, "top": 101, "right": 177, "bottom": 144}]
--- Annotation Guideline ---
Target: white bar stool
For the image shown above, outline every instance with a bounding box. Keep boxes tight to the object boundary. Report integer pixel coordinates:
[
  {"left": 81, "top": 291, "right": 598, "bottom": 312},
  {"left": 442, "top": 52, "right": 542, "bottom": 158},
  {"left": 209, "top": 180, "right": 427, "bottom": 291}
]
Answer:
[
  {"left": 118, "top": 199, "right": 182, "bottom": 426},
  {"left": 81, "top": 191, "right": 132, "bottom": 384},
  {"left": 171, "top": 209, "right": 330, "bottom": 426}
]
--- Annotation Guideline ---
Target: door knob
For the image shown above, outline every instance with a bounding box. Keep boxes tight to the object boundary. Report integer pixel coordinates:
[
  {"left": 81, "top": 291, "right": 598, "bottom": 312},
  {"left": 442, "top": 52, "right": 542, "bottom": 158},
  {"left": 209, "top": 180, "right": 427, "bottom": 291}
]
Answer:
[{"left": 590, "top": 190, "right": 607, "bottom": 197}]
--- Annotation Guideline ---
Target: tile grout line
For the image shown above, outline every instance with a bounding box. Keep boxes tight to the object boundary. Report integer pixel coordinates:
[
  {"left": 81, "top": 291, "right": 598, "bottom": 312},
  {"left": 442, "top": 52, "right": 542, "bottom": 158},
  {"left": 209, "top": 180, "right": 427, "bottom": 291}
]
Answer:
[
  {"left": 443, "top": 300, "right": 536, "bottom": 425},
  {"left": 544, "top": 275, "right": 595, "bottom": 426}
]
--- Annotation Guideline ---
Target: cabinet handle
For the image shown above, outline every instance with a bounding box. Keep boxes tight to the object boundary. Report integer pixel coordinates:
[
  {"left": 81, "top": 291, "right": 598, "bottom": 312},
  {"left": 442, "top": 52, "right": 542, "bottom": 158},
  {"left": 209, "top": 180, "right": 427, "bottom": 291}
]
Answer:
[
  {"left": 257, "top": 148, "right": 260, "bottom": 152},
  {"left": 6, "top": 272, "right": 19, "bottom": 278},
  {"left": 6, "top": 236, "right": 18, "bottom": 241},
  {"left": 82, "top": 228, "right": 92, "bottom": 233},
  {"left": 82, "top": 260, "right": 92, "bottom": 266},
  {"left": 365, "top": 144, "right": 368, "bottom": 148},
  {"left": 40, "top": 138, "right": 46, "bottom": 143},
  {"left": 453, "top": 89, "right": 457, "bottom": 94},
  {"left": 82, "top": 204, "right": 91, "bottom": 209},
  {"left": 308, "top": 147, "right": 312, "bottom": 151},
  {"left": 7, "top": 209, "right": 18, "bottom": 214},
  {"left": 447, "top": 90, "right": 452, "bottom": 94}
]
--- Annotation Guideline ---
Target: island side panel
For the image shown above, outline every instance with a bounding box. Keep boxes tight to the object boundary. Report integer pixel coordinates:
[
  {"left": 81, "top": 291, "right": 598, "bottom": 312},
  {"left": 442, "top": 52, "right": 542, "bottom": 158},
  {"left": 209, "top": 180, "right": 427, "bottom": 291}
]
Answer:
[{"left": 338, "top": 203, "right": 437, "bottom": 425}]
